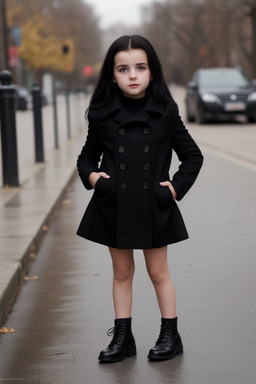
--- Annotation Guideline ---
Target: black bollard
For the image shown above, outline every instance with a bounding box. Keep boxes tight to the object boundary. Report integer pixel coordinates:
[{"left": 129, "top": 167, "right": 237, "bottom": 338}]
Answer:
[
  {"left": 62, "top": 44, "right": 71, "bottom": 140},
  {"left": 52, "top": 75, "right": 59, "bottom": 149},
  {"left": 66, "top": 90, "right": 71, "bottom": 140},
  {"left": 32, "top": 83, "right": 44, "bottom": 162},
  {"left": 0, "top": 70, "right": 19, "bottom": 187}
]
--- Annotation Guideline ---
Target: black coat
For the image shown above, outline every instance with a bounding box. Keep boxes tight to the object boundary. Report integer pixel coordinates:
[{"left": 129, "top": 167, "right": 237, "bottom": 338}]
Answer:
[{"left": 77, "top": 91, "right": 203, "bottom": 249}]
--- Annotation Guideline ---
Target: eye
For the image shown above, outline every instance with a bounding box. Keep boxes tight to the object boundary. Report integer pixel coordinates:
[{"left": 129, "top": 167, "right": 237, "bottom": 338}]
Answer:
[
  {"left": 137, "top": 66, "right": 146, "bottom": 71},
  {"left": 119, "top": 67, "right": 127, "bottom": 73}
]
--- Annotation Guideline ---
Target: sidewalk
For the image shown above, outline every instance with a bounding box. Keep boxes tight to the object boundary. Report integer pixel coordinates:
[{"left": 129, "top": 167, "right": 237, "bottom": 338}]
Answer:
[
  {"left": 0, "top": 101, "right": 256, "bottom": 383},
  {"left": 1, "top": 86, "right": 256, "bottom": 327},
  {"left": 0, "top": 131, "right": 85, "bottom": 325}
]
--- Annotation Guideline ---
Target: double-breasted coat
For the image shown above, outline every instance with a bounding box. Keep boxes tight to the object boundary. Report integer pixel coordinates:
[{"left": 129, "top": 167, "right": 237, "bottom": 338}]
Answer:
[{"left": 77, "top": 90, "right": 203, "bottom": 249}]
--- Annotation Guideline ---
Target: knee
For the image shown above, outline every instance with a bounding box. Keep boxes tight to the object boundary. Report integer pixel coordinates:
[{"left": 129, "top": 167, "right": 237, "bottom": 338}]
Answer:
[
  {"left": 147, "top": 267, "right": 166, "bottom": 286},
  {"left": 114, "top": 264, "right": 134, "bottom": 283}
]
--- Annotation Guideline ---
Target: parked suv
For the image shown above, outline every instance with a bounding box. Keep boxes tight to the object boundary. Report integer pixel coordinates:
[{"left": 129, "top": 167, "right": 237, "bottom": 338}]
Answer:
[{"left": 185, "top": 67, "right": 256, "bottom": 124}]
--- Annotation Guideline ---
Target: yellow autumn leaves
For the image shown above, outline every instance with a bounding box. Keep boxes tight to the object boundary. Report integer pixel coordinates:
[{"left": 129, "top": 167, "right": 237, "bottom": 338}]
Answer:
[
  {"left": 18, "top": 15, "right": 74, "bottom": 72},
  {"left": 6, "top": 1, "right": 101, "bottom": 75},
  {"left": 7, "top": 12, "right": 74, "bottom": 72},
  {"left": 0, "top": 327, "right": 16, "bottom": 333}
]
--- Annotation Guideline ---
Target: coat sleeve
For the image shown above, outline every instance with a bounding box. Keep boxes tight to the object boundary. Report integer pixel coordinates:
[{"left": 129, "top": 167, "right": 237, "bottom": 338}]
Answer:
[
  {"left": 77, "top": 109, "right": 103, "bottom": 190},
  {"left": 170, "top": 105, "right": 204, "bottom": 201}
]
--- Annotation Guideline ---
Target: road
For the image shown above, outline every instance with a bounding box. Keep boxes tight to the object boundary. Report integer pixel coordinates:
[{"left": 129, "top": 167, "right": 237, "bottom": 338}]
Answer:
[{"left": 0, "top": 88, "right": 256, "bottom": 383}]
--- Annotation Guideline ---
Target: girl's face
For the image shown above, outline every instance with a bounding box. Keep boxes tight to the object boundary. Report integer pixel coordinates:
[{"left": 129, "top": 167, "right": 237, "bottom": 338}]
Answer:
[{"left": 113, "top": 49, "right": 152, "bottom": 99}]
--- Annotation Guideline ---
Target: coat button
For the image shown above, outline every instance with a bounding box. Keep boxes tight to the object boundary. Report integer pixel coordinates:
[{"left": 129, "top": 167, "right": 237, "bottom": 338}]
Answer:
[
  {"left": 121, "top": 182, "right": 127, "bottom": 190},
  {"left": 144, "top": 163, "right": 150, "bottom": 171},
  {"left": 143, "top": 182, "right": 149, "bottom": 190},
  {"left": 120, "top": 162, "right": 127, "bottom": 170},
  {"left": 119, "top": 128, "right": 126, "bottom": 135},
  {"left": 144, "top": 127, "right": 150, "bottom": 134},
  {"left": 118, "top": 145, "right": 125, "bottom": 153},
  {"left": 144, "top": 145, "right": 150, "bottom": 153}
]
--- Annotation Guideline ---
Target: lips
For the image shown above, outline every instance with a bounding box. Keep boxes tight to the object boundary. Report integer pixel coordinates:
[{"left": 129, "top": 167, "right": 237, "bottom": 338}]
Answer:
[{"left": 129, "top": 84, "right": 139, "bottom": 88}]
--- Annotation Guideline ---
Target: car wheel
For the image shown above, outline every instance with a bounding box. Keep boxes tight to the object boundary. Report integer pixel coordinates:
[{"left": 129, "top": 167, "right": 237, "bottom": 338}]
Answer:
[
  {"left": 186, "top": 107, "right": 195, "bottom": 123},
  {"left": 196, "top": 108, "right": 206, "bottom": 125},
  {"left": 247, "top": 115, "right": 256, "bottom": 123}
]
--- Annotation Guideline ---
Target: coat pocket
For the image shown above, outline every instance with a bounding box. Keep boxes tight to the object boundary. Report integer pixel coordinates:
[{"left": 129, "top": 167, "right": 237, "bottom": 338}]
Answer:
[
  {"left": 155, "top": 184, "right": 174, "bottom": 208},
  {"left": 94, "top": 177, "right": 113, "bottom": 199}
]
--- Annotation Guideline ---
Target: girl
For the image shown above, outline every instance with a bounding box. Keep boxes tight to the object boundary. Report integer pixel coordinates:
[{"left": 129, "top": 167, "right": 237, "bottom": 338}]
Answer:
[{"left": 77, "top": 35, "right": 203, "bottom": 363}]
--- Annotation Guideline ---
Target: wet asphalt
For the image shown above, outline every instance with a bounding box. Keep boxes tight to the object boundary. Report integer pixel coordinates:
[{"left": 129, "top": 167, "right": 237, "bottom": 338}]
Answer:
[{"left": 0, "top": 140, "right": 256, "bottom": 383}]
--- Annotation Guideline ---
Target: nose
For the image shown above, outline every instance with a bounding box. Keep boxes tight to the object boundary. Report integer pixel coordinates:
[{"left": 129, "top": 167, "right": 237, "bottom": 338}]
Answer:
[{"left": 129, "top": 69, "right": 137, "bottom": 79}]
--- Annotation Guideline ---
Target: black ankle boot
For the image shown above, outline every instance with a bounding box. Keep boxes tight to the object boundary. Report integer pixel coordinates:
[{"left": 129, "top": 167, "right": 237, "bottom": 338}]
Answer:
[
  {"left": 98, "top": 317, "right": 137, "bottom": 363},
  {"left": 148, "top": 317, "right": 183, "bottom": 361}
]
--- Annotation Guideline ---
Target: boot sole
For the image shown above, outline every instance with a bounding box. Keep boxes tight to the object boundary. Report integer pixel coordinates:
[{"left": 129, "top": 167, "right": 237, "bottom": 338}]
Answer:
[
  {"left": 148, "top": 344, "right": 183, "bottom": 361},
  {"left": 99, "top": 345, "right": 137, "bottom": 363}
]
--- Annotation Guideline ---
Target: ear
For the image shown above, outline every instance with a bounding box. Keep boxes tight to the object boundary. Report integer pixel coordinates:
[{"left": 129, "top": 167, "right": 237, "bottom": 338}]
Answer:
[{"left": 113, "top": 76, "right": 117, "bottom": 83}]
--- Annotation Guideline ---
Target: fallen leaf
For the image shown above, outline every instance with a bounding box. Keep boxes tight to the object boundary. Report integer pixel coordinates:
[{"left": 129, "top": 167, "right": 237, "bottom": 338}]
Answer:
[
  {"left": 62, "top": 199, "right": 71, "bottom": 205},
  {"left": 24, "top": 275, "right": 38, "bottom": 281},
  {"left": 30, "top": 244, "right": 36, "bottom": 252},
  {"left": 42, "top": 225, "right": 48, "bottom": 231},
  {"left": 0, "top": 327, "right": 16, "bottom": 333}
]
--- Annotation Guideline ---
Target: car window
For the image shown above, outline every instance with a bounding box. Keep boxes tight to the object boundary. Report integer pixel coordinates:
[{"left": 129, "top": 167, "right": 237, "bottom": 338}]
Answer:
[
  {"left": 199, "top": 69, "right": 250, "bottom": 88},
  {"left": 18, "top": 89, "right": 28, "bottom": 96},
  {"left": 193, "top": 72, "right": 199, "bottom": 83}
]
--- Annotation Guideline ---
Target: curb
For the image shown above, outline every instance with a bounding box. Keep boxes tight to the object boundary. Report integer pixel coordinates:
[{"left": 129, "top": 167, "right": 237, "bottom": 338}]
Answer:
[
  {"left": 198, "top": 140, "right": 256, "bottom": 171},
  {"left": 0, "top": 126, "right": 85, "bottom": 326},
  {"left": 0, "top": 168, "right": 77, "bottom": 326}
]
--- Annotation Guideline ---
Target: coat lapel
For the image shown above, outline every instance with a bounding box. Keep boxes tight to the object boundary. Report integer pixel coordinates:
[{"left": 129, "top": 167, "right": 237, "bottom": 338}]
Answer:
[{"left": 98, "top": 87, "right": 166, "bottom": 123}]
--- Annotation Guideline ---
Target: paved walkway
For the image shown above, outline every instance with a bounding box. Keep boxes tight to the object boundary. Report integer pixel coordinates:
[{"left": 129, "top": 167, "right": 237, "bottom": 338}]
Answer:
[
  {"left": 0, "top": 125, "right": 87, "bottom": 325},
  {"left": 1, "top": 86, "right": 256, "bottom": 325},
  {"left": 0, "top": 87, "right": 256, "bottom": 383},
  {"left": 0, "top": 93, "right": 89, "bottom": 325},
  {"left": 0, "top": 117, "right": 256, "bottom": 383}
]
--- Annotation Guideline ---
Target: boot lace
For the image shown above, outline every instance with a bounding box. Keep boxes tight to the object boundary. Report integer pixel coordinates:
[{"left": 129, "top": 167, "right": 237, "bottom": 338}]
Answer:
[
  {"left": 156, "top": 324, "right": 171, "bottom": 344},
  {"left": 107, "top": 327, "right": 115, "bottom": 337},
  {"left": 107, "top": 324, "right": 126, "bottom": 346}
]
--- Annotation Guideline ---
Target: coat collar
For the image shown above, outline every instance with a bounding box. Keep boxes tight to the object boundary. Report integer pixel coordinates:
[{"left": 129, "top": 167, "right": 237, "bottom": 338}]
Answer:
[{"left": 98, "top": 88, "right": 166, "bottom": 124}]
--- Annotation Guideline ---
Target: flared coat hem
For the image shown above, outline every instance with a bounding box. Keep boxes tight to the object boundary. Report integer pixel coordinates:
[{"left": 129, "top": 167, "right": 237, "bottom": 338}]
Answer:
[{"left": 76, "top": 231, "right": 189, "bottom": 250}]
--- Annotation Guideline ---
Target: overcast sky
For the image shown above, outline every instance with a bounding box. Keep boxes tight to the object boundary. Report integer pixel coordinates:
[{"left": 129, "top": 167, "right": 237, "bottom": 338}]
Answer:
[{"left": 85, "top": 0, "right": 152, "bottom": 29}]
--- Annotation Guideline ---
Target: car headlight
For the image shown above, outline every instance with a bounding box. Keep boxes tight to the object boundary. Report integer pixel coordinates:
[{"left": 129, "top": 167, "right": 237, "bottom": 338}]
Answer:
[
  {"left": 201, "top": 93, "right": 221, "bottom": 103},
  {"left": 248, "top": 92, "right": 256, "bottom": 101}
]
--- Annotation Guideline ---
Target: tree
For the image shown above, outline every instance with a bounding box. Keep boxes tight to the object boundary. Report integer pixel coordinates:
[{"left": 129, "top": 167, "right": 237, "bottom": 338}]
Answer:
[
  {"left": 17, "top": 14, "right": 74, "bottom": 72},
  {"left": 6, "top": 0, "right": 102, "bottom": 85},
  {"left": 141, "top": 0, "right": 256, "bottom": 83},
  {"left": 142, "top": 0, "right": 207, "bottom": 83},
  {"left": 234, "top": 0, "right": 256, "bottom": 77}
]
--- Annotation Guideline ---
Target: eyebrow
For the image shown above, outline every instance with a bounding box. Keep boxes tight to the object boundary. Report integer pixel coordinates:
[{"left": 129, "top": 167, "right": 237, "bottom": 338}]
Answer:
[{"left": 115, "top": 62, "right": 148, "bottom": 69}]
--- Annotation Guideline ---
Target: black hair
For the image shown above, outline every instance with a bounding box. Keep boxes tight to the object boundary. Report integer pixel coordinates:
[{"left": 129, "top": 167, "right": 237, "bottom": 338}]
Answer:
[{"left": 89, "top": 35, "right": 175, "bottom": 108}]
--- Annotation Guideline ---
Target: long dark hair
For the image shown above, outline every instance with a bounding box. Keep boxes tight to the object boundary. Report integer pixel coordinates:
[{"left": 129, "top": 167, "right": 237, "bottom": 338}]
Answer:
[{"left": 89, "top": 35, "right": 175, "bottom": 108}]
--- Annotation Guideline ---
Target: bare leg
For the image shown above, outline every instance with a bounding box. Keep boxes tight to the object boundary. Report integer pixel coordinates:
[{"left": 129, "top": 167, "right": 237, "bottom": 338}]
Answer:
[
  {"left": 109, "top": 247, "right": 135, "bottom": 319},
  {"left": 143, "top": 246, "right": 176, "bottom": 318}
]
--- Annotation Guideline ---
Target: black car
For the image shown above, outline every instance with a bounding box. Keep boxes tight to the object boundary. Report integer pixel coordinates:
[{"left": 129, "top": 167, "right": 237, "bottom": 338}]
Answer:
[{"left": 185, "top": 67, "right": 256, "bottom": 124}]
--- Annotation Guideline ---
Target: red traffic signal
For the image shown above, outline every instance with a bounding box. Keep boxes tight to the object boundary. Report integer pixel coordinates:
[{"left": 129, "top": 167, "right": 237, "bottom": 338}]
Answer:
[{"left": 83, "top": 65, "right": 93, "bottom": 76}]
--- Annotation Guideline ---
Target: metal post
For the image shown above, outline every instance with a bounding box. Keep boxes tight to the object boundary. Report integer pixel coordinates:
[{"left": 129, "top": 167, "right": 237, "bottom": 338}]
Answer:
[
  {"left": 52, "top": 75, "right": 59, "bottom": 149},
  {"left": 65, "top": 90, "right": 71, "bottom": 140},
  {"left": 0, "top": 70, "right": 19, "bottom": 187},
  {"left": 62, "top": 44, "right": 71, "bottom": 140},
  {"left": 32, "top": 83, "right": 44, "bottom": 162}
]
